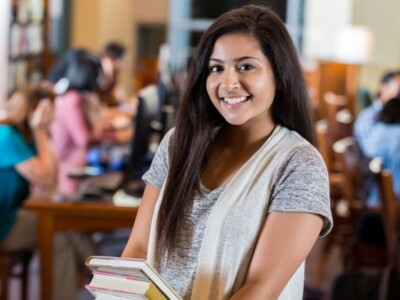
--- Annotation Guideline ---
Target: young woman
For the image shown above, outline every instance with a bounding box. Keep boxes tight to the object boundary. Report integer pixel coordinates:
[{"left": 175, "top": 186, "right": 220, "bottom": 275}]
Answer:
[
  {"left": 0, "top": 82, "right": 96, "bottom": 300},
  {"left": 122, "top": 5, "right": 332, "bottom": 299},
  {"left": 50, "top": 49, "right": 105, "bottom": 196},
  {"left": 0, "top": 82, "right": 57, "bottom": 246}
]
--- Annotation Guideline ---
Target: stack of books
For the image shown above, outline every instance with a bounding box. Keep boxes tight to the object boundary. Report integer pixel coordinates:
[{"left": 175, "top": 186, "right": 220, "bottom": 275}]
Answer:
[{"left": 85, "top": 256, "right": 182, "bottom": 300}]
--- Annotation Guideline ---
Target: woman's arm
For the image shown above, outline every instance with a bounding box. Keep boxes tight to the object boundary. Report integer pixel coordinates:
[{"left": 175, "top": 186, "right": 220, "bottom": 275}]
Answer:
[
  {"left": 122, "top": 183, "right": 160, "bottom": 259},
  {"left": 230, "top": 212, "right": 323, "bottom": 300},
  {"left": 16, "top": 99, "right": 57, "bottom": 186}
]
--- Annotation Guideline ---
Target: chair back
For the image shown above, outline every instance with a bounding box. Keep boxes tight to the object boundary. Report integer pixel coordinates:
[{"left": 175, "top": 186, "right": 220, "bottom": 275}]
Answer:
[
  {"left": 324, "top": 92, "right": 348, "bottom": 143},
  {"left": 0, "top": 250, "right": 32, "bottom": 300},
  {"left": 333, "top": 137, "right": 365, "bottom": 207},
  {"left": 370, "top": 158, "right": 399, "bottom": 267},
  {"left": 336, "top": 108, "right": 354, "bottom": 139}
]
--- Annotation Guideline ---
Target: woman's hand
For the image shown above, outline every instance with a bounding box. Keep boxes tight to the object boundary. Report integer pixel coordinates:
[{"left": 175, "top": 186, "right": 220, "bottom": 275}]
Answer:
[
  {"left": 29, "top": 99, "right": 54, "bottom": 130},
  {"left": 17, "top": 99, "right": 57, "bottom": 186}
]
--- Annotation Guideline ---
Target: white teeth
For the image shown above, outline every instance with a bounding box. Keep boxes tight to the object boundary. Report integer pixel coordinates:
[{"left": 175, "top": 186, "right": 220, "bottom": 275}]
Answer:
[{"left": 223, "top": 96, "right": 247, "bottom": 104}]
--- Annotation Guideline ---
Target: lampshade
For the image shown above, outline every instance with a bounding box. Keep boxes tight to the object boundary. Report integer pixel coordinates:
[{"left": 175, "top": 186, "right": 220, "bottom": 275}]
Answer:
[{"left": 334, "top": 26, "right": 373, "bottom": 64}]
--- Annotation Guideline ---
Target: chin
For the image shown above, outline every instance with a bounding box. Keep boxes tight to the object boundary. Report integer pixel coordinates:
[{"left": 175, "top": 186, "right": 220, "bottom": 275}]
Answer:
[{"left": 224, "top": 119, "right": 247, "bottom": 126}]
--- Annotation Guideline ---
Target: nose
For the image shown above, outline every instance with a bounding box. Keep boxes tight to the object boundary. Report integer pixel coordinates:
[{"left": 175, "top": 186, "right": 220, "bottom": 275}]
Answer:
[{"left": 221, "top": 68, "right": 239, "bottom": 90}]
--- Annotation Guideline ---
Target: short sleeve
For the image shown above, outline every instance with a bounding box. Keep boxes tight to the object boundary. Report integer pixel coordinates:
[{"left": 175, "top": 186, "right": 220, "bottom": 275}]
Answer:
[
  {"left": 269, "top": 145, "right": 333, "bottom": 237},
  {"left": 0, "top": 126, "right": 35, "bottom": 168},
  {"left": 142, "top": 129, "right": 174, "bottom": 189}
]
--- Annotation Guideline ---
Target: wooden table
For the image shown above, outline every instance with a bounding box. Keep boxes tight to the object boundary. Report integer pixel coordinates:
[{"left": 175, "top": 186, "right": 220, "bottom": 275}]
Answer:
[{"left": 24, "top": 199, "right": 138, "bottom": 300}]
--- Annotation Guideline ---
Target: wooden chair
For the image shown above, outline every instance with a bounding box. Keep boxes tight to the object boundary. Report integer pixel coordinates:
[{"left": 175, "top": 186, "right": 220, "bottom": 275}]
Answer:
[
  {"left": 315, "top": 119, "right": 344, "bottom": 198},
  {"left": 370, "top": 158, "right": 400, "bottom": 269},
  {"left": 316, "top": 103, "right": 354, "bottom": 178},
  {"left": 335, "top": 108, "right": 353, "bottom": 140},
  {"left": 314, "top": 137, "right": 364, "bottom": 285},
  {"left": 333, "top": 138, "right": 388, "bottom": 270},
  {"left": 333, "top": 137, "right": 364, "bottom": 209},
  {"left": 0, "top": 250, "right": 33, "bottom": 300}
]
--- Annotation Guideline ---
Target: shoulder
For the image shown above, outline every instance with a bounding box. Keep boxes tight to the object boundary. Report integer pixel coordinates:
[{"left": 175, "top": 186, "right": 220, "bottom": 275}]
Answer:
[
  {"left": 271, "top": 127, "right": 328, "bottom": 183},
  {"left": 278, "top": 127, "right": 324, "bottom": 165},
  {"left": 273, "top": 127, "right": 328, "bottom": 184},
  {"left": 141, "top": 128, "right": 175, "bottom": 188},
  {"left": 163, "top": 127, "right": 175, "bottom": 141},
  {"left": 280, "top": 143, "right": 327, "bottom": 176},
  {"left": 355, "top": 104, "right": 378, "bottom": 123},
  {"left": 156, "top": 128, "right": 175, "bottom": 162},
  {"left": 159, "top": 128, "right": 175, "bottom": 150},
  {"left": 0, "top": 125, "right": 23, "bottom": 143},
  {"left": 0, "top": 124, "right": 14, "bottom": 136},
  {"left": 0, "top": 125, "right": 34, "bottom": 167}
]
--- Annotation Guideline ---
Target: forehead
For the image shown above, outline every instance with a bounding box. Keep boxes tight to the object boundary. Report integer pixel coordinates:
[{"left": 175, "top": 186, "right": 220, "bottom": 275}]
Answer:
[{"left": 210, "top": 33, "right": 265, "bottom": 59}]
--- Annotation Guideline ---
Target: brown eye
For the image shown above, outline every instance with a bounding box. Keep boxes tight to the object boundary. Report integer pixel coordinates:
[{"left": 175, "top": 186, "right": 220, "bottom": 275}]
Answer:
[
  {"left": 238, "top": 64, "right": 254, "bottom": 71},
  {"left": 209, "top": 65, "right": 223, "bottom": 73}
]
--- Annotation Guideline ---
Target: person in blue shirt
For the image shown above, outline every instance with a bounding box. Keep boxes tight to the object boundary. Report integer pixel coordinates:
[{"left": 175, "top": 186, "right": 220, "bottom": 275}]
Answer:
[
  {"left": 0, "top": 82, "right": 57, "bottom": 242},
  {"left": 366, "top": 96, "right": 400, "bottom": 205},
  {"left": 0, "top": 82, "right": 96, "bottom": 300},
  {"left": 354, "top": 71, "right": 400, "bottom": 156}
]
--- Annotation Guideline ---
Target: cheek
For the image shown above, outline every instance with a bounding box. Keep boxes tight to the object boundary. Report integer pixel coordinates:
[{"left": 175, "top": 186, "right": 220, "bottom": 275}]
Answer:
[
  {"left": 206, "top": 77, "right": 218, "bottom": 98},
  {"left": 253, "top": 76, "right": 276, "bottom": 100}
]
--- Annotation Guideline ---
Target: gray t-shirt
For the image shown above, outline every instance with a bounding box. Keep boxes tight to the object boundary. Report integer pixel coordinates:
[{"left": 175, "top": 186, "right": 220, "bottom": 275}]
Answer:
[{"left": 143, "top": 129, "right": 333, "bottom": 299}]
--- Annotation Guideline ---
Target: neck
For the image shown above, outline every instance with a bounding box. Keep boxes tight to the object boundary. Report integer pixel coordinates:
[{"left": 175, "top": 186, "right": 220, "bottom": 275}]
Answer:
[{"left": 218, "top": 122, "right": 276, "bottom": 150}]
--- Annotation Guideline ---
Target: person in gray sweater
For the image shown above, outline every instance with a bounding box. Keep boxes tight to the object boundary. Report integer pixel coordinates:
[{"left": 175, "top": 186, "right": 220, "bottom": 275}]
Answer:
[{"left": 123, "top": 4, "right": 332, "bottom": 300}]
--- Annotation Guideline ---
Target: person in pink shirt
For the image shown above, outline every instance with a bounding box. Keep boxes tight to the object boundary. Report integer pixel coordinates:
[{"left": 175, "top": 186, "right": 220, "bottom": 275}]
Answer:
[{"left": 51, "top": 49, "right": 105, "bottom": 197}]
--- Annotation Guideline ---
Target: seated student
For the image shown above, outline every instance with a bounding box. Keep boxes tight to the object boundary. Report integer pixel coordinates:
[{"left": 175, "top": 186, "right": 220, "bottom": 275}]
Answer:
[
  {"left": 366, "top": 96, "right": 400, "bottom": 205},
  {"left": 50, "top": 49, "right": 106, "bottom": 197},
  {"left": 99, "top": 42, "right": 126, "bottom": 108},
  {"left": 354, "top": 71, "right": 400, "bottom": 156},
  {"left": 99, "top": 42, "right": 137, "bottom": 143},
  {"left": 0, "top": 82, "right": 96, "bottom": 300},
  {"left": 122, "top": 5, "right": 332, "bottom": 299}
]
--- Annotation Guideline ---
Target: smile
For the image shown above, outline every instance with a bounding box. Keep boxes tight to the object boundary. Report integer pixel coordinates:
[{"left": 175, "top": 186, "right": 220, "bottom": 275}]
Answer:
[{"left": 221, "top": 96, "right": 250, "bottom": 104}]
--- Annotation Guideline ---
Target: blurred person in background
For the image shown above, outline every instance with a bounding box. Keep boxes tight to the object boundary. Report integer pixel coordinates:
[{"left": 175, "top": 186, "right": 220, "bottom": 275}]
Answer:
[
  {"left": 99, "top": 42, "right": 126, "bottom": 108},
  {"left": 50, "top": 49, "right": 105, "bottom": 197},
  {"left": 0, "top": 82, "right": 95, "bottom": 300},
  {"left": 99, "top": 42, "right": 137, "bottom": 143},
  {"left": 365, "top": 96, "right": 400, "bottom": 205},
  {"left": 354, "top": 71, "right": 400, "bottom": 156}
]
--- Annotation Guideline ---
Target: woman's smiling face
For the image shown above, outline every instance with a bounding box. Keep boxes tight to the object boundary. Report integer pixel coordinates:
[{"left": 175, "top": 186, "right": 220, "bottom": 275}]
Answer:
[{"left": 206, "top": 33, "right": 277, "bottom": 131}]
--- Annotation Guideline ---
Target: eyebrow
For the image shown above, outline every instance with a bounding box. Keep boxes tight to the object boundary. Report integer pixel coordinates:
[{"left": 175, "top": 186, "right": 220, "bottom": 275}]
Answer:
[{"left": 209, "top": 56, "right": 261, "bottom": 63}]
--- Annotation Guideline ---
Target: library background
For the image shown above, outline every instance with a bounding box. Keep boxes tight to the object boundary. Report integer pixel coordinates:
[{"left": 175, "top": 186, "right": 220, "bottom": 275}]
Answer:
[{"left": 0, "top": 0, "right": 400, "bottom": 300}]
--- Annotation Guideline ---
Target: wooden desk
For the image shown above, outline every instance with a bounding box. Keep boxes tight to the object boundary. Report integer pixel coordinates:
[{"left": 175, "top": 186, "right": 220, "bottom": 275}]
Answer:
[{"left": 24, "top": 199, "right": 137, "bottom": 300}]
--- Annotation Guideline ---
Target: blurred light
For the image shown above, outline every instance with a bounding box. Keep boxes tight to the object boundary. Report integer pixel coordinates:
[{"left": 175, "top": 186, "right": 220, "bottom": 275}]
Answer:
[{"left": 335, "top": 26, "right": 373, "bottom": 64}]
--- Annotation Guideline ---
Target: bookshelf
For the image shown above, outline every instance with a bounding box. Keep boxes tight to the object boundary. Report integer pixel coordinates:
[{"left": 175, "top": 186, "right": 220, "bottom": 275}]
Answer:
[{"left": 7, "top": 0, "right": 50, "bottom": 95}]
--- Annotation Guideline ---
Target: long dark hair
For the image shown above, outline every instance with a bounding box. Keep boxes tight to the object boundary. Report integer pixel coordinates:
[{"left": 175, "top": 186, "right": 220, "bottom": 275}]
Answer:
[
  {"left": 156, "top": 4, "right": 315, "bottom": 257},
  {"left": 50, "top": 49, "right": 104, "bottom": 93}
]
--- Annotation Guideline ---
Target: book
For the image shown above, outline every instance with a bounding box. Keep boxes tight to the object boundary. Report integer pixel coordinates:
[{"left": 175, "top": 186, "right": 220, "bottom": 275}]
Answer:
[
  {"left": 86, "top": 271, "right": 166, "bottom": 300},
  {"left": 85, "top": 256, "right": 182, "bottom": 300}
]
